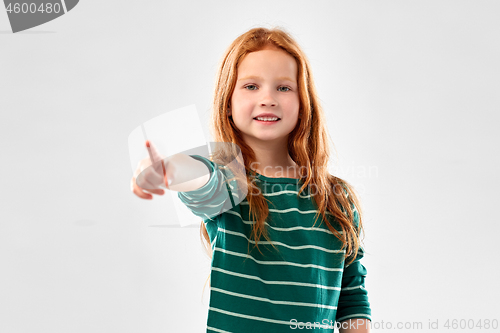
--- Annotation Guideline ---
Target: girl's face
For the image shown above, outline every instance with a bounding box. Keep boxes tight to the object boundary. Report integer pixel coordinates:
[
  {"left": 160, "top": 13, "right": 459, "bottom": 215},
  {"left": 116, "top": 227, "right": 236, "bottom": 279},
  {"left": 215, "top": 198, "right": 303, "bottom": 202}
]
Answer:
[{"left": 230, "top": 46, "right": 300, "bottom": 147}]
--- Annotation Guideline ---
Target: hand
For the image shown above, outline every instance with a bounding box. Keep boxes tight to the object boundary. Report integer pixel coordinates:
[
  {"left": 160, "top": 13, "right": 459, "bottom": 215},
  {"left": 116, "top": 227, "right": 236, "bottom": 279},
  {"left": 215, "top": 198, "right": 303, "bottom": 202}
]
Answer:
[{"left": 130, "top": 141, "right": 174, "bottom": 200}]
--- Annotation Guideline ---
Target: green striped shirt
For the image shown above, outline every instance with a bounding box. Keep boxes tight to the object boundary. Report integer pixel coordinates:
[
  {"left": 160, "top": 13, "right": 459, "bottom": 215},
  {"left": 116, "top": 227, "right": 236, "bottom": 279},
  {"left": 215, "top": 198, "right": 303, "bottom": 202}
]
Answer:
[{"left": 178, "top": 155, "right": 371, "bottom": 332}]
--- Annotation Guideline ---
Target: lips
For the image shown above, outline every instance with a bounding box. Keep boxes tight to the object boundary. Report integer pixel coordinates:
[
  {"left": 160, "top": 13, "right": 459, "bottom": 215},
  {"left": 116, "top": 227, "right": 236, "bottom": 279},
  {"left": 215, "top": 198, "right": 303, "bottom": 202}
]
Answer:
[{"left": 254, "top": 113, "right": 281, "bottom": 119}]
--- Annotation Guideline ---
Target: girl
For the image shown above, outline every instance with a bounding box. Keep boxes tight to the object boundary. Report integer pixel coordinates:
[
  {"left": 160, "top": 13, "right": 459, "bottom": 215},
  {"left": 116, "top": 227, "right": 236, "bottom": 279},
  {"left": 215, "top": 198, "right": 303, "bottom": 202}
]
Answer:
[{"left": 132, "top": 27, "right": 371, "bottom": 332}]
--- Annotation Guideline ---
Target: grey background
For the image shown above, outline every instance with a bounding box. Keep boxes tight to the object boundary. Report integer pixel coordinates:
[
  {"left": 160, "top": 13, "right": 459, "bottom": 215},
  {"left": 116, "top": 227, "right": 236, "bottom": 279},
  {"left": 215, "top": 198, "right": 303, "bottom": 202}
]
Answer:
[{"left": 1, "top": 1, "right": 499, "bottom": 332}]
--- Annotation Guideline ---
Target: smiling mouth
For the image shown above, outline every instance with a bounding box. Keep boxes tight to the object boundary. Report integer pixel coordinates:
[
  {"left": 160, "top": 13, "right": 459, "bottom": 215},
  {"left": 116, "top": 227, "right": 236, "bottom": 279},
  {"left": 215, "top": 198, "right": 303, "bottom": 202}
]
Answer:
[{"left": 253, "top": 118, "right": 281, "bottom": 122}]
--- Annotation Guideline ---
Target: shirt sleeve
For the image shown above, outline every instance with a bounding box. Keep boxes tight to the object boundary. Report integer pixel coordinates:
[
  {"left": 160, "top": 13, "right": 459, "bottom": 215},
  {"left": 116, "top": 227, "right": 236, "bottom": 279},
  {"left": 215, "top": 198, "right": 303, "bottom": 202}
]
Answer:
[
  {"left": 176, "top": 155, "right": 237, "bottom": 222},
  {"left": 335, "top": 208, "right": 372, "bottom": 323}
]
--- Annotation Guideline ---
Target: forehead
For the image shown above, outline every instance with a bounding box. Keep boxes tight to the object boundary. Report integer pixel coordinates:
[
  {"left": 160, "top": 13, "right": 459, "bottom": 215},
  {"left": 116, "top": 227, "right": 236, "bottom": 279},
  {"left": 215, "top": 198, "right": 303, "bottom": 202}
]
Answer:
[{"left": 237, "top": 48, "right": 298, "bottom": 79}]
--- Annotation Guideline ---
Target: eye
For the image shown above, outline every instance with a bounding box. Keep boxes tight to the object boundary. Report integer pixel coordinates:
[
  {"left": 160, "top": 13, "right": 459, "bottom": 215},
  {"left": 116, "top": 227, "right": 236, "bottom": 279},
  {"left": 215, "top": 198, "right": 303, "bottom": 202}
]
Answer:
[
  {"left": 278, "top": 86, "right": 291, "bottom": 92},
  {"left": 244, "top": 84, "right": 257, "bottom": 90}
]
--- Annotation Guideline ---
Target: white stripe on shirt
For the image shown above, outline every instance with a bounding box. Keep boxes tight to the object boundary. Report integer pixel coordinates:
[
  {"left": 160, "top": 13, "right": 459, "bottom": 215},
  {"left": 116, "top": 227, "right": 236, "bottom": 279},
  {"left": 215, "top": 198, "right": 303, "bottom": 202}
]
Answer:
[
  {"left": 212, "top": 267, "right": 341, "bottom": 291},
  {"left": 214, "top": 247, "right": 343, "bottom": 272}
]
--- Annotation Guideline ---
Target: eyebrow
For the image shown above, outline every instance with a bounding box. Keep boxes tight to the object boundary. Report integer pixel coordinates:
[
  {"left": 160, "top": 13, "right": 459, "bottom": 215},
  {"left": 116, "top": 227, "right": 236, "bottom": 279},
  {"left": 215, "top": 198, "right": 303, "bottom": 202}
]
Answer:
[{"left": 237, "top": 75, "right": 296, "bottom": 83}]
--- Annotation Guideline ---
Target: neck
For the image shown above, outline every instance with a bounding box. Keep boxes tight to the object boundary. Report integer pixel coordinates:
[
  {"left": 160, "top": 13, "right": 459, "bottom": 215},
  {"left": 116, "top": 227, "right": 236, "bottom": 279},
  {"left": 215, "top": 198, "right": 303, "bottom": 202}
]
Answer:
[{"left": 246, "top": 139, "right": 299, "bottom": 178}]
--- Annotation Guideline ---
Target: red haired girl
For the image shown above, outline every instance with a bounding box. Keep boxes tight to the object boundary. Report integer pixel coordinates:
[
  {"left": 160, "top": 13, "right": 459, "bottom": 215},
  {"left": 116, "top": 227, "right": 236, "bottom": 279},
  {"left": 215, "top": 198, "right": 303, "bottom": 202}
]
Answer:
[{"left": 132, "top": 27, "right": 371, "bottom": 333}]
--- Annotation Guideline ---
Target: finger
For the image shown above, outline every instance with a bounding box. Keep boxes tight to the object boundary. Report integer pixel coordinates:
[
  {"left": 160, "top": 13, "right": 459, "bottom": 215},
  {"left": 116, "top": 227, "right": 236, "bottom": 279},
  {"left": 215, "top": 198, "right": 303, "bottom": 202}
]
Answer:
[
  {"left": 133, "top": 158, "right": 152, "bottom": 179},
  {"left": 145, "top": 188, "right": 165, "bottom": 195},
  {"left": 146, "top": 141, "right": 166, "bottom": 175},
  {"left": 131, "top": 179, "right": 165, "bottom": 198},
  {"left": 146, "top": 140, "right": 164, "bottom": 162},
  {"left": 131, "top": 178, "right": 153, "bottom": 199}
]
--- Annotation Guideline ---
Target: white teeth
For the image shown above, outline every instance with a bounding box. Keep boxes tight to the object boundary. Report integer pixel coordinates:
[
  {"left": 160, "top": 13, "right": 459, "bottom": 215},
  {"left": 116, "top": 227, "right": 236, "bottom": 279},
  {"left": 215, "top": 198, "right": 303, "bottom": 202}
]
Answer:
[{"left": 255, "top": 117, "right": 279, "bottom": 121}]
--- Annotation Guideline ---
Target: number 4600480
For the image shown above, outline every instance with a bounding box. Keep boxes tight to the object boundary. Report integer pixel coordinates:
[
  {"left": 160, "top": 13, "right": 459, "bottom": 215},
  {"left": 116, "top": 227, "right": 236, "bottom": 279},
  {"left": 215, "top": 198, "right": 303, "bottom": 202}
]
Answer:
[
  {"left": 6, "top": 3, "right": 62, "bottom": 14},
  {"left": 444, "top": 319, "right": 498, "bottom": 330}
]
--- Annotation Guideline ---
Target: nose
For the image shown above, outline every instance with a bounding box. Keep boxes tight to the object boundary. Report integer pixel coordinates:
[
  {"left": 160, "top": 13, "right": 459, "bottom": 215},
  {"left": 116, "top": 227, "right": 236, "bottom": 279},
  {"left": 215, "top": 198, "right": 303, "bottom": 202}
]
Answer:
[{"left": 259, "top": 88, "right": 278, "bottom": 107}]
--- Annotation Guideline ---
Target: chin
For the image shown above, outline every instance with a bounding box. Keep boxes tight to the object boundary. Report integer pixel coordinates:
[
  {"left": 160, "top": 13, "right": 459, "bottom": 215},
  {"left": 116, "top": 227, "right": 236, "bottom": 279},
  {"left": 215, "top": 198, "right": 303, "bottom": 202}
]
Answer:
[{"left": 254, "top": 136, "right": 285, "bottom": 143}]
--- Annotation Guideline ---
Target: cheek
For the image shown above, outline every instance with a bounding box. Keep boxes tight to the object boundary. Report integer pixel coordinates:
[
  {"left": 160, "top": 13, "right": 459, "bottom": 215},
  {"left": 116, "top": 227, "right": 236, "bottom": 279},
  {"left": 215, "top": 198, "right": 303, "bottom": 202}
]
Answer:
[
  {"left": 231, "top": 91, "right": 244, "bottom": 109},
  {"left": 283, "top": 93, "right": 300, "bottom": 107},
  {"left": 284, "top": 99, "right": 300, "bottom": 117},
  {"left": 232, "top": 96, "right": 254, "bottom": 115}
]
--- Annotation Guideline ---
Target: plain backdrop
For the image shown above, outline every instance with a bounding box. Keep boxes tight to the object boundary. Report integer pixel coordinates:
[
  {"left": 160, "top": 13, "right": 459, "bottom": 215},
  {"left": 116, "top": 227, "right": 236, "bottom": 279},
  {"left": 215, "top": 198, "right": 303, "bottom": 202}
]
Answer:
[{"left": 1, "top": 1, "right": 499, "bottom": 332}]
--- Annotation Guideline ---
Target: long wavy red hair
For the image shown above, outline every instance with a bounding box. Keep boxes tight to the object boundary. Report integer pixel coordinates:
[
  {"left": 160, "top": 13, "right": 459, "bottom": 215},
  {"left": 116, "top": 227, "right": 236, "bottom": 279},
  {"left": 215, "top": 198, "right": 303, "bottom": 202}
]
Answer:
[{"left": 200, "top": 26, "right": 365, "bottom": 270}]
